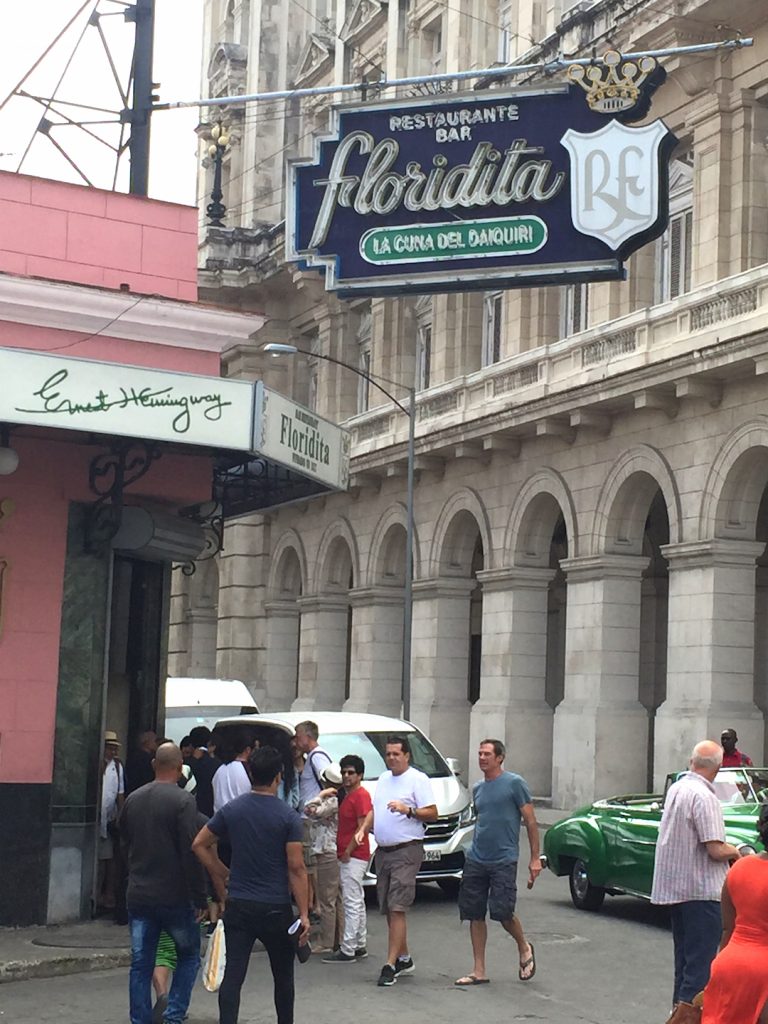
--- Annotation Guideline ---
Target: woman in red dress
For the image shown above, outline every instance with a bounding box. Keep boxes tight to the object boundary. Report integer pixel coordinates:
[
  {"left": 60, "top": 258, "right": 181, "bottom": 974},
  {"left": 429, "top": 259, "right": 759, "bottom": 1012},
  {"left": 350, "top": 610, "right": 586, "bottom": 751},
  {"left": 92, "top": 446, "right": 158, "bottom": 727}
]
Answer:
[{"left": 702, "top": 805, "right": 768, "bottom": 1024}]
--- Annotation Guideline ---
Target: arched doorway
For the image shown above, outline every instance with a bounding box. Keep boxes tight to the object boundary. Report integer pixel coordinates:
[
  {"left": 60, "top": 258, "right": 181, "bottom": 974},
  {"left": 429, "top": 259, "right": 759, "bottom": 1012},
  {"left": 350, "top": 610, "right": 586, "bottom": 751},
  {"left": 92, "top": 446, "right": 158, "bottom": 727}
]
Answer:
[
  {"left": 264, "top": 544, "right": 304, "bottom": 710},
  {"left": 419, "top": 499, "right": 489, "bottom": 773},
  {"left": 295, "top": 527, "right": 356, "bottom": 711},
  {"left": 346, "top": 519, "right": 408, "bottom": 716},
  {"left": 555, "top": 452, "right": 676, "bottom": 806},
  {"left": 475, "top": 475, "right": 574, "bottom": 795}
]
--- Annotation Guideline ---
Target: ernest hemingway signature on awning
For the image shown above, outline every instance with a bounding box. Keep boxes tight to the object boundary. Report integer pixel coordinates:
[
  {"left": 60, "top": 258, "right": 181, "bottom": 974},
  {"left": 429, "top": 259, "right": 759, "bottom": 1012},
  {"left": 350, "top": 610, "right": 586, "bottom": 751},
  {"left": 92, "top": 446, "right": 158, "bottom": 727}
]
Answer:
[{"left": 15, "top": 369, "right": 233, "bottom": 435}]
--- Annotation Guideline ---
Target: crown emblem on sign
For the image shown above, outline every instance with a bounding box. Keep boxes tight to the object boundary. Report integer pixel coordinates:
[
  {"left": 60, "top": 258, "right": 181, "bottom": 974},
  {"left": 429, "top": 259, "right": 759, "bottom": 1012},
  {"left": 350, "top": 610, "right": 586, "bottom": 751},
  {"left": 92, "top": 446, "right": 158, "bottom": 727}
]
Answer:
[{"left": 568, "top": 50, "right": 658, "bottom": 114}]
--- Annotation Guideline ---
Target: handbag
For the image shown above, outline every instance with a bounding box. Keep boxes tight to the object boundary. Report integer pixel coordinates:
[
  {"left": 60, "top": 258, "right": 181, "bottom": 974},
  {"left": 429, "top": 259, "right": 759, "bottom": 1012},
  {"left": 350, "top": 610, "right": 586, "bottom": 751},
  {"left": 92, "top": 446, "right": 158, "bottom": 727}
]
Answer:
[{"left": 202, "top": 919, "right": 226, "bottom": 992}]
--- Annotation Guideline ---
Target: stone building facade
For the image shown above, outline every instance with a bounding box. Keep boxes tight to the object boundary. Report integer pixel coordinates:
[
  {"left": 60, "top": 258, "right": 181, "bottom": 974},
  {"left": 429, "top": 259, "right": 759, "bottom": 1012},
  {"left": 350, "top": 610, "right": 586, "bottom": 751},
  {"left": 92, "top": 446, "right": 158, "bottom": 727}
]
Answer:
[{"left": 172, "top": 0, "right": 768, "bottom": 807}]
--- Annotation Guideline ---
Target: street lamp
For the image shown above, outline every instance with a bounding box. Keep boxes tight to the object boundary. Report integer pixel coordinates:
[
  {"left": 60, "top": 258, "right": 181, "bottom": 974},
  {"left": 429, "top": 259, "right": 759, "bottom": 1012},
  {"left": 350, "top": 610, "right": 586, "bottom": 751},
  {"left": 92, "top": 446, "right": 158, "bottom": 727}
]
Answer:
[
  {"left": 263, "top": 342, "right": 416, "bottom": 720},
  {"left": 206, "top": 122, "right": 230, "bottom": 227}
]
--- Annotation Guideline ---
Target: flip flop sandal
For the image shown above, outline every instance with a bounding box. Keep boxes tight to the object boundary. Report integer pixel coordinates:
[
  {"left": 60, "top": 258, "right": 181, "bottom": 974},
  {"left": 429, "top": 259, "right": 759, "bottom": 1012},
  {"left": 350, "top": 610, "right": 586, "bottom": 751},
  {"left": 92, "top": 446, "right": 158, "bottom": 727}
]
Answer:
[
  {"left": 455, "top": 975, "right": 490, "bottom": 986},
  {"left": 518, "top": 943, "right": 536, "bottom": 982}
]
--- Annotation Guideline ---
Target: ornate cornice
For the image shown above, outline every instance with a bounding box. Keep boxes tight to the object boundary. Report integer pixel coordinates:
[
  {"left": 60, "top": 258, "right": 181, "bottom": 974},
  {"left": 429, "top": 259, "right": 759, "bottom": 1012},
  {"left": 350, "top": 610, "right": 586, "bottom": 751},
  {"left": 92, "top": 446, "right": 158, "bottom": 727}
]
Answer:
[{"left": 0, "top": 274, "right": 264, "bottom": 351}]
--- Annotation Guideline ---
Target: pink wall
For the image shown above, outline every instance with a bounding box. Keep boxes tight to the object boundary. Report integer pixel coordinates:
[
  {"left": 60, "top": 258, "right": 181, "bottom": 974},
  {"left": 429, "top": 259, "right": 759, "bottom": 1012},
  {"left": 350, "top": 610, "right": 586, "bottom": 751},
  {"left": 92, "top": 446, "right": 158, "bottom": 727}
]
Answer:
[
  {"left": 0, "top": 320, "right": 220, "bottom": 377},
  {"left": 0, "top": 171, "right": 198, "bottom": 301},
  {"left": 0, "top": 434, "right": 211, "bottom": 785}
]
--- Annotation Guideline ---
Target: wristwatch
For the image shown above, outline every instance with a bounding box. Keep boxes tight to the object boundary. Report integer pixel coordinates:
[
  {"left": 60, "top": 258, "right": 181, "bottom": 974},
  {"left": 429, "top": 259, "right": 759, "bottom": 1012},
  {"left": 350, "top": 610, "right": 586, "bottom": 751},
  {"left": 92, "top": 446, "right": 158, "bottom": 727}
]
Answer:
[{"left": 407, "top": 807, "right": 414, "bottom": 819}]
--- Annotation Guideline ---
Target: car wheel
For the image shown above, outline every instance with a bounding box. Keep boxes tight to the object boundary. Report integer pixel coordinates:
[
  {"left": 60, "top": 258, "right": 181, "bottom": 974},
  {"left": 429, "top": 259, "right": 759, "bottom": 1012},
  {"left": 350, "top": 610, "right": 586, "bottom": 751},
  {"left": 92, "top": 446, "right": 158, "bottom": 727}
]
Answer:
[
  {"left": 437, "top": 878, "right": 461, "bottom": 898},
  {"left": 568, "top": 859, "right": 605, "bottom": 911}
]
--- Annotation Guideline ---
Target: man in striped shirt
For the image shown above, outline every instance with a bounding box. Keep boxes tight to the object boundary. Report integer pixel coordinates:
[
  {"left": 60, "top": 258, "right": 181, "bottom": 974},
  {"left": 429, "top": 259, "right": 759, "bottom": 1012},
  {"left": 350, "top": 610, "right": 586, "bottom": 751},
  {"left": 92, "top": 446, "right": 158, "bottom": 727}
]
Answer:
[{"left": 651, "top": 740, "right": 741, "bottom": 1018}]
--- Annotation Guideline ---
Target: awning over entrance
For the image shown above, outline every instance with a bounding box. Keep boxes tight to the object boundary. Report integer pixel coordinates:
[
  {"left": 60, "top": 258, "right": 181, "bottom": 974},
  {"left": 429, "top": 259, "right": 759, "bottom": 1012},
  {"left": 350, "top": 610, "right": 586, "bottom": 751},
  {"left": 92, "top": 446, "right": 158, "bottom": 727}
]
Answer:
[{"left": 0, "top": 347, "right": 350, "bottom": 515}]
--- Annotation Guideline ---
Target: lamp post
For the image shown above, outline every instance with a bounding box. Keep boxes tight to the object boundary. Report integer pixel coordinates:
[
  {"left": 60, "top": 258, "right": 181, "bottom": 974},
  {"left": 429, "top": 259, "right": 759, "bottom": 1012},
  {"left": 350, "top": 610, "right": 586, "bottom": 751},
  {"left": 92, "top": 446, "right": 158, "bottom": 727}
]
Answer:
[
  {"left": 263, "top": 342, "right": 416, "bottom": 721},
  {"left": 206, "top": 122, "right": 230, "bottom": 227}
]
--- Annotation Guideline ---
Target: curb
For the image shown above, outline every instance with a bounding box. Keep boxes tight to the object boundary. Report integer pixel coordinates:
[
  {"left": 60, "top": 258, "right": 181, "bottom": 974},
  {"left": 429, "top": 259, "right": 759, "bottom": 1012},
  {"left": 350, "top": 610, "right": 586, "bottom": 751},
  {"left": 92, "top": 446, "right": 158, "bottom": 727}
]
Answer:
[{"left": 0, "top": 949, "right": 131, "bottom": 984}]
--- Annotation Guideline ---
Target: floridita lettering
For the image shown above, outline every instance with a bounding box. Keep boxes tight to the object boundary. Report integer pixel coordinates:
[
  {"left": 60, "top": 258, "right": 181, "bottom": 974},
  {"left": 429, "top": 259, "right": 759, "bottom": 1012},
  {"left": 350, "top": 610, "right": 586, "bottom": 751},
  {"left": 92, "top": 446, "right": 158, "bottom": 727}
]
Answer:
[
  {"left": 15, "top": 369, "right": 232, "bottom": 435},
  {"left": 279, "top": 411, "right": 331, "bottom": 466},
  {"left": 309, "top": 130, "right": 565, "bottom": 248}
]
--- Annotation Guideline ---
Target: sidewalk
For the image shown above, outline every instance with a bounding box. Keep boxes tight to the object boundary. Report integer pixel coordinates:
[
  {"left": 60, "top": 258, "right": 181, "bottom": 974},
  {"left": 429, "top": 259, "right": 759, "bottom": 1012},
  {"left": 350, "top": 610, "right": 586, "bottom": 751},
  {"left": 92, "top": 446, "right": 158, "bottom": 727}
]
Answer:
[{"left": 0, "top": 920, "right": 130, "bottom": 984}]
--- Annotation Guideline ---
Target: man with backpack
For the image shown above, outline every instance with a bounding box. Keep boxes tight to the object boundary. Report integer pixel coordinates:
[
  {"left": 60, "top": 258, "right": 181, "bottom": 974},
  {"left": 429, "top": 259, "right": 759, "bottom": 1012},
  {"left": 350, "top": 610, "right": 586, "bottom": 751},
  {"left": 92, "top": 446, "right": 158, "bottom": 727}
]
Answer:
[{"left": 295, "top": 721, "right": 332, "bottom": 930}]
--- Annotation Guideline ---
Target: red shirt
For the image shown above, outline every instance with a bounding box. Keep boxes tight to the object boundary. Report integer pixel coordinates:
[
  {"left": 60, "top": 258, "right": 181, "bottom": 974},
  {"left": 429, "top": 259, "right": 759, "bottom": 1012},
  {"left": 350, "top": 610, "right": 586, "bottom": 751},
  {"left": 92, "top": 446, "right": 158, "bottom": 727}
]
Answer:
[
  {"left": 337, "top": 785, "right": 373, "bottom": 861},
  {"left": 721, "top": 749, "right": 753, "bottom": 768}
]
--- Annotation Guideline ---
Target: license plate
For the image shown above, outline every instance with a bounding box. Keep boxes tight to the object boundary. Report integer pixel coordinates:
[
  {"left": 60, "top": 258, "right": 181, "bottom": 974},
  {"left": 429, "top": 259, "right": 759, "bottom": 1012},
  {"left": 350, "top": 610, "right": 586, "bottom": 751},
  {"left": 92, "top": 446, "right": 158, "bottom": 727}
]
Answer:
[{"left": 422, "top": 849, "right": 440, "bottom": 862}]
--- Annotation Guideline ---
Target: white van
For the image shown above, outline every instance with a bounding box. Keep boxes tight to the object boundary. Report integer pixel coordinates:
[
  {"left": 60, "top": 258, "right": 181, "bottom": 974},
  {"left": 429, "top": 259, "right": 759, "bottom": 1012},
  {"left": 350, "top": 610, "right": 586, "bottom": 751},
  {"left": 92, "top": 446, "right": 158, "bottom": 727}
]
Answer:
[
  {"left": 212, "top": 710, "right": 475, "bottom": 892},
  {"left": 165, "top": 677, "right": 259, "bottom": 743}
]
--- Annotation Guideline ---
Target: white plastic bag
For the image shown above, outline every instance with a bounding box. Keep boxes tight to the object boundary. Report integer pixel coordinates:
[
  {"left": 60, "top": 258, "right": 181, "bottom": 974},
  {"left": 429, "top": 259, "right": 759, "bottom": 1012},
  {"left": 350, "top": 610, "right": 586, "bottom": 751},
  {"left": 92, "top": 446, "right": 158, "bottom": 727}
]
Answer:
[{"left": 202, "top": 919, "right": 226, "bottom": 992}]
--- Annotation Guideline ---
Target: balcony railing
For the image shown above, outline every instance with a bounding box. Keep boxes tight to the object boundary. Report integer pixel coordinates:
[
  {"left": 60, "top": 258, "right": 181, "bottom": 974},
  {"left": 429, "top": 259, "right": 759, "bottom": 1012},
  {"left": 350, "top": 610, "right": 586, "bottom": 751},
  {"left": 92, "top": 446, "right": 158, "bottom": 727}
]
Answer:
[{"left": 346, "top": 263, "right": 768, "bottom": 456}]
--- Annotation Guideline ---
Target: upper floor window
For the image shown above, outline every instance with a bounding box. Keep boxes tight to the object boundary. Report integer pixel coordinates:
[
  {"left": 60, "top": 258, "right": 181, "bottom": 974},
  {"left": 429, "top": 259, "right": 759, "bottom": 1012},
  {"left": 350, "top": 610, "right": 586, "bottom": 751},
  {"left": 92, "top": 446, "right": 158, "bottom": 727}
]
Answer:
[
  {"left": 356, "top": 309, "right": 372, "bottom": 414},
  {"left": 498, "top": 0, "right": 513, "bottom": 63},
  {"left": 482, "top": 292, "right": 503, "bottom": 365},
  {"left": 562, "top": 283, "right": 589, "bottom": 337},
  {"left": 415, "top": 296, "right": 433, "bottom": 391},
  {"left": 657, "top": 157, "right": 694, "bottom": 303},
  {"left": 422, "top": 18, "right": 444, "bottom": 74}
]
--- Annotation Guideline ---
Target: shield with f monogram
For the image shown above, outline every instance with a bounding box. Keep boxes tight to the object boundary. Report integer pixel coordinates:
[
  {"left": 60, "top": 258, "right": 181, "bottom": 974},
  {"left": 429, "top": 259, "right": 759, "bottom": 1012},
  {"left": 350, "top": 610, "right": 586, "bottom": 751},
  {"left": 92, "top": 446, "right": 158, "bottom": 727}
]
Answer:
[{"left": 561, "top": 119, "right": 674, "bottom": 252}]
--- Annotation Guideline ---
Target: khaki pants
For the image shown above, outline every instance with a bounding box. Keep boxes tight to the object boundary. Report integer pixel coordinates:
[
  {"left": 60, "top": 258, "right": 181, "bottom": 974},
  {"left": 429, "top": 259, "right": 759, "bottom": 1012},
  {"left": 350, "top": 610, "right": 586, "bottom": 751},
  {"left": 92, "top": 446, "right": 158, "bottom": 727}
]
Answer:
[{"left": 314, "top": 853, "right": 344, "bottom": 951}]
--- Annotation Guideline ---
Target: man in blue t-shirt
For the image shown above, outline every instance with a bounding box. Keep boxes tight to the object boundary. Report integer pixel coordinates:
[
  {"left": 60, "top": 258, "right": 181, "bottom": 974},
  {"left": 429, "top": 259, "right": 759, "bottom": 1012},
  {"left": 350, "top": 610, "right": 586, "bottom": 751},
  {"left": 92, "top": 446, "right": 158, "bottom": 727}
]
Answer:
[
  {"left": 193, "top": 747, "right": 309, "bottom": 1024},
  {"left": 454, "top": 739, "right": 541, "bottom": 988}
]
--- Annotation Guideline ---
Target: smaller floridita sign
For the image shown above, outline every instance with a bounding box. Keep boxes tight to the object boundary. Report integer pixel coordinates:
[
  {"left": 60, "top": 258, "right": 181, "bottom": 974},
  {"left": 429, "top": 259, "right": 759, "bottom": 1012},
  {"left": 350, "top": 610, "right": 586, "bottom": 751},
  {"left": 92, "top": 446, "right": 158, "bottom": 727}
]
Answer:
[{"left": 288, "top": 52, "right": 675, "bottom": 295}]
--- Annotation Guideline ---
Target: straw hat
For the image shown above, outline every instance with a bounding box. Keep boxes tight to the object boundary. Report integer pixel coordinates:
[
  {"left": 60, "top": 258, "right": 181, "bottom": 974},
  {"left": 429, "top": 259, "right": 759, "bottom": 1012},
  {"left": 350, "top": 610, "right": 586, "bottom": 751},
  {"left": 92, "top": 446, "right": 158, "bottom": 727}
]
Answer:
[
  {"left": 321, "top": 762, "right": 343, "bottom": 786},
  {"left": 104, "top": 730, "right": 121, "bottom": 747}
]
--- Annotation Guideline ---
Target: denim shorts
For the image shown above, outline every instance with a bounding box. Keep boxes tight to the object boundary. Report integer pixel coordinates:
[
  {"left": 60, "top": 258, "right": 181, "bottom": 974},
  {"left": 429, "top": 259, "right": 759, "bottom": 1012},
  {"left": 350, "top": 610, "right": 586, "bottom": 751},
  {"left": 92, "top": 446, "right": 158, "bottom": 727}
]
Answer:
[{"left": 458, "top": 857, "right": 518, "bottom": 922}]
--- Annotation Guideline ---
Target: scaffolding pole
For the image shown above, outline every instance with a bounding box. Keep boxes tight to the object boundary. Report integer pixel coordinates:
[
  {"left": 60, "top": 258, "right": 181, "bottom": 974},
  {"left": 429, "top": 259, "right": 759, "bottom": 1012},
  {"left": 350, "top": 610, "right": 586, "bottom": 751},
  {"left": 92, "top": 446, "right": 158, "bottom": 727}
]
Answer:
[{"left": 154, "top": 37, "right": 752, "bottom": 111}]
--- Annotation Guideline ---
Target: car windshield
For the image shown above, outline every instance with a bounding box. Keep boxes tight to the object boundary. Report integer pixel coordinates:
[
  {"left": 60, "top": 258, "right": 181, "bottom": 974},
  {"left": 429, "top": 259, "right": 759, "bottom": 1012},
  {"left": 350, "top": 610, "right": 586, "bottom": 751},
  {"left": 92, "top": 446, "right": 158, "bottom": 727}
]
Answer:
[
  {"left": 713, "top": 768, "right": 768, "bottom": 805},
  {"left": 319, "top": 730, "right": 450, "bottom": 780}
]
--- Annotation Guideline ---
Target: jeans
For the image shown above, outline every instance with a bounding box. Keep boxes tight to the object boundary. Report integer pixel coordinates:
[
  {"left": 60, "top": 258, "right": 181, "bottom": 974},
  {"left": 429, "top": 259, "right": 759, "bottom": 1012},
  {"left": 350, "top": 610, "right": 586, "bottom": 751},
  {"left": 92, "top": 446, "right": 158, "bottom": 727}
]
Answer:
[
  {"left": 219, "top": 899, "right": 295, "bottom": 1024},
  {"left": 128, "top": 904, "right": 200, "bottom": 1024},
  {"left": 670, "top": 900, "right": 722, "bottom": 1004},
  {"left": 339, "top": 858, "right": 367, "bottom": 956}
]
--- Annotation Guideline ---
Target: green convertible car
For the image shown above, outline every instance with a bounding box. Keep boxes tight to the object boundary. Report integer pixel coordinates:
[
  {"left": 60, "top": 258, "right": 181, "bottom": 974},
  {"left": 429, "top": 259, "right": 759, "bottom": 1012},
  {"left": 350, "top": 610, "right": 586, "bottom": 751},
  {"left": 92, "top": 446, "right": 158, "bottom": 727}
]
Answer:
[{"left": 543, "top": 766, "right": 768, "bottom": 911}]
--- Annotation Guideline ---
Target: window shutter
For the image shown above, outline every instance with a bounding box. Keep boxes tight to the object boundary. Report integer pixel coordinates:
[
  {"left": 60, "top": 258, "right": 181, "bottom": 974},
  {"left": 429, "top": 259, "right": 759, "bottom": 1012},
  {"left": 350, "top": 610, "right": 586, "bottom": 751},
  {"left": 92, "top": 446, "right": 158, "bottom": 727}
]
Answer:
[
  {"left": 492, "top": 294, "right": 503, "bottom": 362},
  {"left": 669, "top": 215, "right": 683, "bottom": 299}
]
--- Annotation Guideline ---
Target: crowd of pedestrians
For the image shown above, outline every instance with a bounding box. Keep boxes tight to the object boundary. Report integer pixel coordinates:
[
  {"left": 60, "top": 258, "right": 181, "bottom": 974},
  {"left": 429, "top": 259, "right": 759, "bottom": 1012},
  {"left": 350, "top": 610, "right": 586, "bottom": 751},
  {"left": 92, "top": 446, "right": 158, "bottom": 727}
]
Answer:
[{"left": 109, "top": 714, "right": 768, "bottom": 1024}]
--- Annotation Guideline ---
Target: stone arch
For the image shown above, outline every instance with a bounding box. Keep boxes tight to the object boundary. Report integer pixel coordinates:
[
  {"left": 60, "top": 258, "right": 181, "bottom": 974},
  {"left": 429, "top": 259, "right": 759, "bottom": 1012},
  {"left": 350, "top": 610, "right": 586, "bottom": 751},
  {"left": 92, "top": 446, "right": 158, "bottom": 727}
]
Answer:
[
  {"left": 314, "top": 518, "right": 360, "bottom": 593},
  {"left": 429, "top": 487, "right": 492, "bottom": 577},
  {"left": 504, "top": 468, "right": 578, "bottom": 566},
  {"left": 700, "top": 419, "right": 768, "bottom": 540},
  {"left": 366, "top": 503, "right": 422, "bottom": 586},
  {"left": 267, "top": 529, "right": 308, "bottom": 600},
  {"left": 593, "top": 445, "right": 682, "bottom": 555}
]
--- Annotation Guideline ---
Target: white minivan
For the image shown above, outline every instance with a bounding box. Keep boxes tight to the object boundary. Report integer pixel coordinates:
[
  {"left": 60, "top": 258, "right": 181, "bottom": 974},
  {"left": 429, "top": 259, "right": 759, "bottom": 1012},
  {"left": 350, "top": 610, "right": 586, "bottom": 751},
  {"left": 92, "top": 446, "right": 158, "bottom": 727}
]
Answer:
[
  {"left": 165, "top": 677, "right": 259, "bottom": 742},
  {"left": 212, "top": 710, "right": 475, "bottom": 893}
]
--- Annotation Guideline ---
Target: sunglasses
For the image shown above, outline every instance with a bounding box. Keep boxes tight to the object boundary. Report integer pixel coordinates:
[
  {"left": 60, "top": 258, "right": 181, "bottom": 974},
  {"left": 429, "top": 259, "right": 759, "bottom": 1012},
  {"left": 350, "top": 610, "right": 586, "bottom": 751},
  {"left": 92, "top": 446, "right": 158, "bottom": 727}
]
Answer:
[{"left": 341, "top": 769, "right": 359, "bottom": 775}]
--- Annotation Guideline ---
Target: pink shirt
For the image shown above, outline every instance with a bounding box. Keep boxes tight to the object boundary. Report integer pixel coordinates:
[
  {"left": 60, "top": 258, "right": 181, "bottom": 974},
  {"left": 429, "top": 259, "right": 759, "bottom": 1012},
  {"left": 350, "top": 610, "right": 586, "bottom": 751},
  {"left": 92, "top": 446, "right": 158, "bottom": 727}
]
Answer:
[{"left": 651, "top": 771, "right": 727, "bottom": 905}]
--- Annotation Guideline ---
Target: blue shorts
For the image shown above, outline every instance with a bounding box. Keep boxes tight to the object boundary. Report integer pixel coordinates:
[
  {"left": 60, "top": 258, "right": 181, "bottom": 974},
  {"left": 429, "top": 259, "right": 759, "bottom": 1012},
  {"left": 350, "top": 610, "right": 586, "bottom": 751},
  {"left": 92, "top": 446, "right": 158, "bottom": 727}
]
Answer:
[{"left": 458, "top": 857, "right": 518, "bottom": 922}]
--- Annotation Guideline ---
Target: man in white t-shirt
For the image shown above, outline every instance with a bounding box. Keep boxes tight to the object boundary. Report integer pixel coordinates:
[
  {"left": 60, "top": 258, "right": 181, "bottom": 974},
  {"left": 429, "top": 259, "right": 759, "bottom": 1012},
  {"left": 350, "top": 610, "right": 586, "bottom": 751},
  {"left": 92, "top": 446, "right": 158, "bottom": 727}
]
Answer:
[
  {"left": 355, "top": 735, "right": 437, "bottom": 987},
  {"left": 213, "top": 728, "right": 253, "bottom": 813}
]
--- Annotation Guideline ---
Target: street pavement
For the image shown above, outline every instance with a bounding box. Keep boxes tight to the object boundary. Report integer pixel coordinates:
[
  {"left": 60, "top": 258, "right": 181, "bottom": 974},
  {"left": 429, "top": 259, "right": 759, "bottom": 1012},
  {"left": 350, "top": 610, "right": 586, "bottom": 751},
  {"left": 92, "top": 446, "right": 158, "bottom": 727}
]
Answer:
[{"left": 0, "top": 843, "right": 674, "bottom": 1024}]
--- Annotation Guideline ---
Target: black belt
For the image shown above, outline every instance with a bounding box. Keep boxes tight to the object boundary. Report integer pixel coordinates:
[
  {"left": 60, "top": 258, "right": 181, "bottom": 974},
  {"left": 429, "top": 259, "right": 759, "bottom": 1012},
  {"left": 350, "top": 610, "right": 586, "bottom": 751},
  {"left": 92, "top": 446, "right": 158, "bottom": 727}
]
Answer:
[{"left": 377, "top": 840, "right": 423, "bottom": 852}]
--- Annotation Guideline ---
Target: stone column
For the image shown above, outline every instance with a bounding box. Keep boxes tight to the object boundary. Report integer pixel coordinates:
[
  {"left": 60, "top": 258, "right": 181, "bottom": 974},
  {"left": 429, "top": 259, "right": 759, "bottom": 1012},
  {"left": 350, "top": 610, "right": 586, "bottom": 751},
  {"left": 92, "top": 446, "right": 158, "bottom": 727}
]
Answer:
[
  {"left": 410, "top": 578, "right": 474, "bottom": 774},
  {"left": 345, "top": 587, "right": 404, "bottom": 717},
  {"left": 263, "top": 601, "right": 300, "bottom": 711},
  {"left": 469, "top": 568, "right": 555, "bottom": 793},
  {"left": 293, "top": 596, "right": 349, "bottom": 711},
  {"left": 654, "top": 540, "right": 765, "bottom": 787},
  {"left": 215, "top": 516, "right": 270, "bottom": 707},
  {"left": 552, "top": 555, "right": 649, "bottom": 809}
]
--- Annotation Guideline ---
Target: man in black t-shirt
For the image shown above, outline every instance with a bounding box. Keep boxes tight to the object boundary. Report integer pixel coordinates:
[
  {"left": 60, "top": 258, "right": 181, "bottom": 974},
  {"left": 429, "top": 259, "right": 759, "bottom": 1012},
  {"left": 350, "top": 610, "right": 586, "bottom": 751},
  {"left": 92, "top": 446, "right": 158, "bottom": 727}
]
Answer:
[
  {"left": 187, "top": 725, "right": 221, "bottom": 817},
  {"left": 120, "top": 743, "right": 208, "bottom": 1024},
  {"left": 193, "top": 746, "right": 309, "bottom": 1024}
]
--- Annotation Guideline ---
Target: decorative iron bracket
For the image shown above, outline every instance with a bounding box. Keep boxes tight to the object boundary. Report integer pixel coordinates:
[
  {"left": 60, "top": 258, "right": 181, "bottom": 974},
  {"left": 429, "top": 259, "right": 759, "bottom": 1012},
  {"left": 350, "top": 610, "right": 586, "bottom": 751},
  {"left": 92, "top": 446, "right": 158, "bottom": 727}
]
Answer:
[
  {"left": 176, "top": 500, "right": 225, "bottom": 575},
  {"left": 85, "top": 440, "right": 161, "bottom": 554}
]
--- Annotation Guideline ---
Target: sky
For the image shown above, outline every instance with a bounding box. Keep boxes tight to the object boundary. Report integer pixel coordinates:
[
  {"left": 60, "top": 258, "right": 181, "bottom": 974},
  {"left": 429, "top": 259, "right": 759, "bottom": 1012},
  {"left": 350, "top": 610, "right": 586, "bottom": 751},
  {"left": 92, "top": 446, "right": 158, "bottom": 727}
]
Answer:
[{"left": 0, "top": 0, "right": 205, "bottom": 205}]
